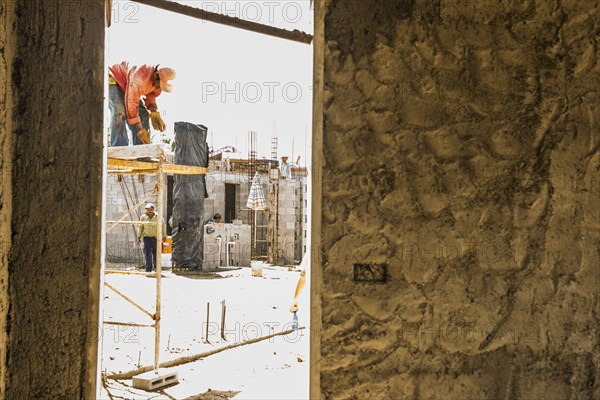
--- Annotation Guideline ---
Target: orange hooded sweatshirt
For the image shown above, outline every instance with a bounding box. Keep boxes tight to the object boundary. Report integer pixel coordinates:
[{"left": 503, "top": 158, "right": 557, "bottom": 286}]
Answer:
[{"left": 108, "top": 61, "right": 162, "bottom": 125}]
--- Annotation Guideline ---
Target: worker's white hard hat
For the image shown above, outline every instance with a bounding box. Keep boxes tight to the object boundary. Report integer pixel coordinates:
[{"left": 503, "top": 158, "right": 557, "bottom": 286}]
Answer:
[{"left": 145, "top": 203, "right": 155, "bottom": 209}]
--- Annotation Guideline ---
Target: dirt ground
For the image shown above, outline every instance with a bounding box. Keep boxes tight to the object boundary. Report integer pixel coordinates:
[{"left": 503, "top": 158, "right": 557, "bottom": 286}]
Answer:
[
  {"left": 99, "top": 258, "right": 309, "bottom": 400},
  {"left": 185, "top": 390, "right": 240, "bottom": 399}
]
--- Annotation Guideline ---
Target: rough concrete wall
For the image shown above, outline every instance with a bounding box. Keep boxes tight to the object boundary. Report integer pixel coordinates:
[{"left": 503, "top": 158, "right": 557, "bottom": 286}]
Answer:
[
  {"left": 6, "top": 1, "right": 104, "bottom": 398},
  {"left": 0, "top": 0, "right": 15, "bottom": 395},
  {"left": 320, "top": 0, "right": 599, "bottom": 398}
]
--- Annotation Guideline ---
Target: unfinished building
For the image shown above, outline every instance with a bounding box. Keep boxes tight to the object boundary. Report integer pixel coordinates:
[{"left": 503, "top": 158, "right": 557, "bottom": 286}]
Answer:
[
  {"left": 105, "top": 149, "right": 308, "bottom": 269},
  {"left": 1, "top": 0, "right": 598, "bottom": 399}
]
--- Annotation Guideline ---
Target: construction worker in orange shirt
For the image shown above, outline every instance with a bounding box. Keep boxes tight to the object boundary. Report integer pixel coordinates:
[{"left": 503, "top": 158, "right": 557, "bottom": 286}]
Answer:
[{"left": 108, "top": 61, "right": 176, "bottom": 146}]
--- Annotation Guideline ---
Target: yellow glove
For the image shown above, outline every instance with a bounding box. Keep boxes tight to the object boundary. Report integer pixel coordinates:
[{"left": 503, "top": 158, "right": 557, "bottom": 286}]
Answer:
[
  {"left": 150, "top": 111, "right": 166, "bottom": 132},
  {"left": 137, "top": 128, "right": 151, "bottom": 144}
]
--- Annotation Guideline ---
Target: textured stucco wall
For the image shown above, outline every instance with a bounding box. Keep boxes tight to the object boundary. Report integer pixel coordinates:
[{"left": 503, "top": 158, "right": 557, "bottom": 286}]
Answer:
[
  {"left": 4, "top": 0, "right": 105, "bottom": 398},
  {"left": 0, "top": 0, "right": 15, "bottom": 395},
  {"left": 319, "top": 0, "right": 599, "bottom": 398}
]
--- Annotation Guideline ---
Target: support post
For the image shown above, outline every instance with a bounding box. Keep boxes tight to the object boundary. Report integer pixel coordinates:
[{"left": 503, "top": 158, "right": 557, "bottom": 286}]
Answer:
[
  {"left": 154, "top": 161, "right": 164, "bottom": 370},
  {"left": 205, "top": 302, "right": 210, "bottom": 344},
  {"left": 220, "top": 300, "right": 226, "bottom": 340}
]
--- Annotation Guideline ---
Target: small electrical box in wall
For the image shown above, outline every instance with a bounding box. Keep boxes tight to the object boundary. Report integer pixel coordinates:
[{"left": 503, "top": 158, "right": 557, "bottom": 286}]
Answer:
[{"left": 353, "top": 263, "right": 387, "bottom": 283}]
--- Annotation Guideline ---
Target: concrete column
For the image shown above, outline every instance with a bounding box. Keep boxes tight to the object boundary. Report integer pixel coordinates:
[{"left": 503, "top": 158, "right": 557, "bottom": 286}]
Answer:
[{"left": 0, "top": 1, "right": 104, "bottom": 398}]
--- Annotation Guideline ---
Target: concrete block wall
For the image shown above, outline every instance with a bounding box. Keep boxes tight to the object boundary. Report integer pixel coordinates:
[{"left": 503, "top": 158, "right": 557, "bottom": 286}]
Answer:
[
  {"left": 203, "top": 223, "right": 251, "bottom": 269},
  {"left": 203, "top": 168, "right": 307, "bottom": 265},
  {"left": 204, "top": 170, "right": 251, "bottom": 223},
  {"left": 294, "top": 180, "right": 305, "bottom": 261},
  {"left": 238, "top": 182, "right": 250, "bottom": 221},
  {"left": 278, "top": 178, "right": 303, "bottom": 264},
  {"left": 301, "top": 182, "right": 309, "bottom": 256},
  {"left": 105, "top": 174, "right": 162, "bottom": 263}
]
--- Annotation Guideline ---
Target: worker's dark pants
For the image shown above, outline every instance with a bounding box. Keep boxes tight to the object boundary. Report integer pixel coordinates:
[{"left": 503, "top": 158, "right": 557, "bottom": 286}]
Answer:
[
  {"left": 142, "top": 237, "right": 157, "bottom": 272},
  {"left": 108, "top": 83, "right": 150, "bottom": 146}
]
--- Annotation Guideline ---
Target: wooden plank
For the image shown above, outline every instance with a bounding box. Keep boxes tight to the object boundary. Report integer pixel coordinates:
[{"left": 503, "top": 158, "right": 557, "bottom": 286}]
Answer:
[
  {"left": 107, "top": 158, "right": 159, "bottom": 171},
  {"left": 106, "top": 326, "right": 306, "bottom": 379},
  {"left": 163, "top": 164, "right": 208, "bottom": 175},
  {"left": 133, "top": 0, "right": 313, "bottom": 44},
  {"left": 107, "top": 169, "right": 159, "bottom": 175},
  {"left": 107, "top": 143, "right": 171, "bottom": 160},
  {"left": 105, "top": 270, "right": 162, "bottom": 277},
  {"left": 104, "top": 282, "right": 155, "bottom": 320},
  {"left": 154, "top": 164, "right": 164, "bottom": 369},
  {"left": 108, "top": 159, "right": 207, "bottom": 175},
  {"left": 103, "top": 321, "right": 156, "bottom": 328},
  {"left": 106, "top": 221, "right": 156, "bottom": 225}
]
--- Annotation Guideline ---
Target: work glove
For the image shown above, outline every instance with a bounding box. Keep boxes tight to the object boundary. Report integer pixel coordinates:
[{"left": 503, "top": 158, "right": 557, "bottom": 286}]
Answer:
[
  {"left": 149, "top": 111, "right": 166, "bottom": 132},
  {"left": 137, "top": 128, "right": 151, "bottom": 144}
]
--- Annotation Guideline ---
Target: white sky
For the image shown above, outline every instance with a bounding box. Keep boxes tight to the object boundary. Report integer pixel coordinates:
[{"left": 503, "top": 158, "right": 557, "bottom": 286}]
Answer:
[{"left": 107, "top": 0, "right": 314, "bottom": 164}]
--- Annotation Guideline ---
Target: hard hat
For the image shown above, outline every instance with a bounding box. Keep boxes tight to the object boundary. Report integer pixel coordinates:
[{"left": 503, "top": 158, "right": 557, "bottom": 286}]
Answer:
[{"left": 157, "top": 67, "right": 176, "bottom": 93}]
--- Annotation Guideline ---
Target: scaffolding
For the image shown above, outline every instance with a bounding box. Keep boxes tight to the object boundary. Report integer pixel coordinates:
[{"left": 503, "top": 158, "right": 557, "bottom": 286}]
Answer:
[
  {"left": 271, "top": 135, "right": 278, "bottom": 160},
  {"left": 247, "top": 131, "right": 257, "bottom": 259},
  {"left": 104, "top": 143, "right": 208, "bottom": 372}
]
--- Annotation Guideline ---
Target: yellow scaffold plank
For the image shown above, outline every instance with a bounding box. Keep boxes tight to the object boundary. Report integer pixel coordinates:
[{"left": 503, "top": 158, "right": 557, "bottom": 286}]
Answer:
[
  {"left": 107, "top": 159, "right": 208, "bottom": 175},
  {"left": 162, "top": 164, "right": 208, "bottom": 175}
]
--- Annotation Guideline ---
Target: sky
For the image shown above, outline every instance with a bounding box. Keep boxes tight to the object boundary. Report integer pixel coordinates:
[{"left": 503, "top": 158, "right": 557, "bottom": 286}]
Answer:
[{"left": 106, "top": 0, "right": 314, "bottom": 164}]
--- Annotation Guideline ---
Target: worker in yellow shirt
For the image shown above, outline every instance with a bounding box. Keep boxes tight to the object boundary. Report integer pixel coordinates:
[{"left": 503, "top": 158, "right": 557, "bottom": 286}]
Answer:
[{"left": 136, "top": 203, "right": 167, "bottom": 272}]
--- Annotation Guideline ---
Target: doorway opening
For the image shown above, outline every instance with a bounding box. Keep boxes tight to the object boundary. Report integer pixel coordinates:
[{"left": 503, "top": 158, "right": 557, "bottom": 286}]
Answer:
[
  {"left": 99, "top": 1, "right": 315, "bottom": 399},
  {"left": 224, "top": 183, "right": 237, "bottom": 223}
]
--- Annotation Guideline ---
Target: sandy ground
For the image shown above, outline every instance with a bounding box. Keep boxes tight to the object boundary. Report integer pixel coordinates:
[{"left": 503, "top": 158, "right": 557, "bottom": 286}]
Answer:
[{"left": 99, "top": 257, "right": 309, "bottom": 399}]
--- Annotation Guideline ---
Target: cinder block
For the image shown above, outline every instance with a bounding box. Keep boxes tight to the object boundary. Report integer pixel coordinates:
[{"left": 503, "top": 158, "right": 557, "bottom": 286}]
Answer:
[
  {"left": 132, "top": 369, "right": 178, "bottom": 391},
  {"left": 202, "top": 261, "right": 215, "bottom": 269},
  {"left": 279, "top": 200, "right": 293, "bottom": 209}
]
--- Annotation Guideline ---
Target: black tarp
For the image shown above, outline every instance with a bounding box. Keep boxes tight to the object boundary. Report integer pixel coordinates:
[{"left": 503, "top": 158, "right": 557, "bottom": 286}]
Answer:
[{"left": 171, "top": 122, "right": 209, "bottom": 268}]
